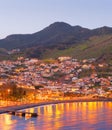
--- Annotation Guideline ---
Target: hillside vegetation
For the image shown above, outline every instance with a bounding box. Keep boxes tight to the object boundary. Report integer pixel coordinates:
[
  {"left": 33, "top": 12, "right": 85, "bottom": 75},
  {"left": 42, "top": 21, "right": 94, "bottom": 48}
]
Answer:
[{"left": 42, "top": 34, "right": 112, "bottom": 62}]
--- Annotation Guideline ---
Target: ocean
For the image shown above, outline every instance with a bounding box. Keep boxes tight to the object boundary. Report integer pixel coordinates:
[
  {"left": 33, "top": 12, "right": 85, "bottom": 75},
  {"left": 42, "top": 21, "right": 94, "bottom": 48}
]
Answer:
[{"left": 0, "top": 102, "right": 112, "bottom": 130}]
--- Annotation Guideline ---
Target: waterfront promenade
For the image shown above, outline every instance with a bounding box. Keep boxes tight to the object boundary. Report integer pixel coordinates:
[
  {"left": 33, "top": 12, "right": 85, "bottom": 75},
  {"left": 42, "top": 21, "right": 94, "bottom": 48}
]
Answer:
[{"left": 0, "top": 98, "right": 112, "bottom": 114}]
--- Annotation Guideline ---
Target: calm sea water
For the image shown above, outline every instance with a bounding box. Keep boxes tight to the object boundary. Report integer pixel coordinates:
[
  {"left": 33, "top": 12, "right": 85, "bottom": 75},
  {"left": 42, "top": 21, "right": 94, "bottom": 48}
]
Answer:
[{"left": 0, "top": 102, "right": 112, "bottom": 130}]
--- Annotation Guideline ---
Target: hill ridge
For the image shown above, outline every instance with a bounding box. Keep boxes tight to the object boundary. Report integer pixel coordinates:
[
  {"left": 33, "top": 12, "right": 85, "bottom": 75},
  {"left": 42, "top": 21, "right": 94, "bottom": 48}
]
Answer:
[{"left": 0, "top": 22, "right": 111, "bottom": 62}]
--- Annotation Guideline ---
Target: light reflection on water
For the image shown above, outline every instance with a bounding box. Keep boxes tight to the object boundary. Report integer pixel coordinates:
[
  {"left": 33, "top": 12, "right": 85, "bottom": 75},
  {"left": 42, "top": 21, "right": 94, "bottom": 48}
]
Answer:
[{"left": 0, "top": 102, "right": 112, "bottom": 130}]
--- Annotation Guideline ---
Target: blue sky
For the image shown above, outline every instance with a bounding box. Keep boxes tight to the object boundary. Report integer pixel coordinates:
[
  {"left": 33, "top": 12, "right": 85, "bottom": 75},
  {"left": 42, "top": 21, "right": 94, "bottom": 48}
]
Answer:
[{"left": 0, "top": 0, "right": 112, "bottom": 38}]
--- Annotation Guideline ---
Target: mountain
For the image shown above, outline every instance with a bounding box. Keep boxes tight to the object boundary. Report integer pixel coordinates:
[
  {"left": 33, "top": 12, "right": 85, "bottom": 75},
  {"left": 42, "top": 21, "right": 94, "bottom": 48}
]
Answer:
[
  {"left": 0, "top": 22, "right": 112, "bottom": 62},
  {"left": 0, "top": 22, "right": 90, "bottom": 49}
]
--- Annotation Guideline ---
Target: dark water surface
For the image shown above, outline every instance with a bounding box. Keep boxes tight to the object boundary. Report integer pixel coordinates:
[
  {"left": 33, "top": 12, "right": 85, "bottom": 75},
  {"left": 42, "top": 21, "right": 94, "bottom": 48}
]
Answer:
[{"left": 0, "top": 102, "right": 112, "bottom": 130}]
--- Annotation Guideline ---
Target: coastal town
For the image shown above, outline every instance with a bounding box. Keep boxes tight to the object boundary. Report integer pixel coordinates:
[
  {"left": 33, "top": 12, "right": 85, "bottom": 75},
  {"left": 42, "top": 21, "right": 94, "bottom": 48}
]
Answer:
[{"left": 0, "top": 56, "right": 112, "bottom": 103}]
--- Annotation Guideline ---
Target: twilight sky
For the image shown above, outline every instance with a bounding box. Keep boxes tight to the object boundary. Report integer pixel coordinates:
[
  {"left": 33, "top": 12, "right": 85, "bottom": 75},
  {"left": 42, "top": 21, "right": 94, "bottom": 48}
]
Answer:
[{"left": 0, "top": 0, "right": 112, "bottom": 38}]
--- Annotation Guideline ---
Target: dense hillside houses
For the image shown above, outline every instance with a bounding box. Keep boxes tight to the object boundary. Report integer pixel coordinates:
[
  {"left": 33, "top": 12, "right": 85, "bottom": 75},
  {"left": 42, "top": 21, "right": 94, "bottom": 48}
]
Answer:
[{"left": 0, "top": 56, "right": 112, "bottom": 101}]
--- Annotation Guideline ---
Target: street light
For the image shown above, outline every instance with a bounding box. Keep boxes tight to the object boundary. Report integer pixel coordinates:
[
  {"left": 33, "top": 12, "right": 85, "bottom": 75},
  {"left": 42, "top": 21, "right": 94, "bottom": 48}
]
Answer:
[
  {"left": 7, "top": 89, "right": 11, "bottom": 106},
  {"left": 7, "top": 89, "right": 11, "bottom": 94}
]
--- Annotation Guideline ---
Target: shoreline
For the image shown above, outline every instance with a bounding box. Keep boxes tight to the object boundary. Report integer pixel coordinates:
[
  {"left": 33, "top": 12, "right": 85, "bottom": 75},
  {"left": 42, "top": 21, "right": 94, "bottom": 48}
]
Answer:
[{"left": 0, "top": 98, "right": 112, "bottom": 114}]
